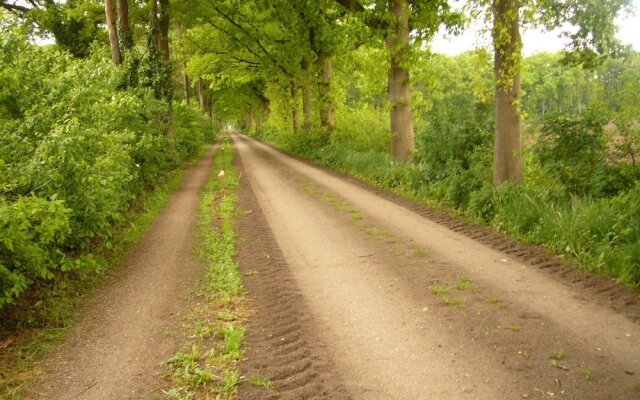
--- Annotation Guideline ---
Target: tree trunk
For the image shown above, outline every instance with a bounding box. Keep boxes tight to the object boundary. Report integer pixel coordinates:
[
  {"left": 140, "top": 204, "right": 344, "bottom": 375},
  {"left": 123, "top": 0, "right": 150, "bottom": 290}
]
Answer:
[
  {"left": 183, "top": 70, "right": 190, "bottom": 105},
  {"left": 247, "top": 111, "right": 255, "bottom": 131},
  {"left": 290, "top": 80, "right": 301, "bottom": 132},
  {"left": 492, "top": 0, "right": 523, "bottom": 185},
  {"left": 149, "top": 0, "right": 160, "bottom": 53},
  {"left": 158, "top": 0, "right": 170, "bottom": 62},
  {"left": 198, "top": 77, "right": 208, "bottom": 116},
  {"left": 302, "top": 57, "right": 313, "bottom": 131},
  {"left": 207, "top": 95, "right": 213, "bottom": 120},
  {"left": 316, "top": 54, "right": 335, "bottom": 139},
  {"left": 105, "top": 0, "right": 122, "bottom": 64},
  {"left": 117, "top": 0, "right": 133, "bottom": 50},
  {"left": 386, "top": 0, "right": 414, "bottom": 161}
]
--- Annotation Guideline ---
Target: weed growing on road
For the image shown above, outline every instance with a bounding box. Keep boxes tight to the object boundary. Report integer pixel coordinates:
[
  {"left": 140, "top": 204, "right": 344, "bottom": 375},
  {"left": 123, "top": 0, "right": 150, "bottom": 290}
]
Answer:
[
  {"left": 430, "top": 285, "right": 450, "bottom": 294},
  {"left": 164, "top": 145, "right": 249, "bottom": 400},
  {"left": 482, "top": 295, "right": 504, "bottom": 306},
  {"left": 548, "top": 349, "right": 569, "bottom": 370},
  {"left": 366, "top": 228, "right": 393, "bottom": 240},
  {"left": 440, "top": 295, "right": 466, "bottom": 308},
  {"left": 456, "top": 275, "right": 471, "bottom": 290},
  {"left": 505, "top": 324, "right": 522, "bottom": 332},
  {"left": 580, "top": 367, "right": 593, "bottom": 381},
  {"left": 218, "top": 324, "right": 245, "bottom": 361},
  {"left": 410, "top": 248, "right": 428, "bottom": 258},
  {"left": 247, "top": 373, "right": 274, "bottom": 389},
  {"left": 549, "top": 349, "right": 567, "bottom": 361}
]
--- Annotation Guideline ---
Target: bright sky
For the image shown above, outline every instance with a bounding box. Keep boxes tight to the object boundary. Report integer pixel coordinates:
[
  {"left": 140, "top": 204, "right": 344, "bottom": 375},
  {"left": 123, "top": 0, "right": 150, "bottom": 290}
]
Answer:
[{"left": 431, "top": 1, "right": 640, "bottom": 56}]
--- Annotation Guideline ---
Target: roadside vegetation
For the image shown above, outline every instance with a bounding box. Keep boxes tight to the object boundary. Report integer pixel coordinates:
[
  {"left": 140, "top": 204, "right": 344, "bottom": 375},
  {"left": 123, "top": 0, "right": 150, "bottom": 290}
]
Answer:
[
  {"left": 141, "top": 0, "right": 636, "bottom": 287},
  {"left": 163, "top": 143, "right": 247, "bottom": 400},
  {"left": 252, "top": 50, "right": 640, "bottom": 287},
  {"left": 0, "top": 11, "right": 216, "bottom": 398}
]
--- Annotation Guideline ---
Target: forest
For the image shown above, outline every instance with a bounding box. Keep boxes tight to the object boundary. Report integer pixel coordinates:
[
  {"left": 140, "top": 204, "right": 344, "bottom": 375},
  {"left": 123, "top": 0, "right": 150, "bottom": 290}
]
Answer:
[{"left": 0, "top": 0, "right": 639, "bottom": 325}]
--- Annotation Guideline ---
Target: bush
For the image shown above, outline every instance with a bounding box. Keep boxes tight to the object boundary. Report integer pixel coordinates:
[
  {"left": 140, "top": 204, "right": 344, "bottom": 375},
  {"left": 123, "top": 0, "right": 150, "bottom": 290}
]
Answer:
[
  {"left": 0, "top": 26, "right": 215, "bottom": 310},
  {"left": 0, "top": 197, "right": 70, "bottom": 307},
  {"left": 534, "top": 112, "right": 608, "bottom": 196}
]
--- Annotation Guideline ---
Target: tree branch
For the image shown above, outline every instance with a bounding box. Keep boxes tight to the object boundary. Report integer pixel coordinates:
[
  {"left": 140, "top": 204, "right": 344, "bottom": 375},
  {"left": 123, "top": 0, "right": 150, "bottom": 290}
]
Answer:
[
  {"left": 0, "top": 1, "right": 31, "bottom": 13},
  {"left": 332, "top": 0, "right": 385, "bottom": 30},
  {"left": 207, "top": 3, "right": 293, "bottom": 77},
  {"left": 333, "top": 0, "right": 365, "bottom": 13}
]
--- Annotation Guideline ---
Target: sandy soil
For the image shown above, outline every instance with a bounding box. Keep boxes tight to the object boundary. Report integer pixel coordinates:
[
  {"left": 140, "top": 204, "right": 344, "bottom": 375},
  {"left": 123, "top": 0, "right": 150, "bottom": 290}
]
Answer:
[
  {"left": 233, "top": 133, "right": 640, "bottom": 400},
  {"left": 26, "top": 145, "right": 218, "bottom": 400}
]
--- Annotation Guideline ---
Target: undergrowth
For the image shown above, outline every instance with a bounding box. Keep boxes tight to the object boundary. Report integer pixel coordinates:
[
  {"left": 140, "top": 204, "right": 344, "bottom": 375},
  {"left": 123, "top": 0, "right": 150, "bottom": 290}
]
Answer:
[
  {"left": 0, "top": 146, "right": 210, "bottom": 399},
  {"left": 164, "top": 140, "right": 248, "bottom": 400}
]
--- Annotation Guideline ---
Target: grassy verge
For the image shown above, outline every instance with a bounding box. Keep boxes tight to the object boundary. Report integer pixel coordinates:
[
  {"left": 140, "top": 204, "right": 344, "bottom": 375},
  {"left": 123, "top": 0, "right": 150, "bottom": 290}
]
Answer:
[
  {"left": 162, "top": 142, "right": 247, "bottom": 400},
  {"left": 0, "top": 143, "right": 213, "bottom": 400}
]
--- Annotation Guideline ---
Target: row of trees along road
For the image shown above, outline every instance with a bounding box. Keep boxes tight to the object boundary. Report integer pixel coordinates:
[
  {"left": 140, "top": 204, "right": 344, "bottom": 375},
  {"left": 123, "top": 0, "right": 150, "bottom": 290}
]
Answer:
[
  {"left": 0, "top": 0, "right": 632, "bottom": 184},
  {"left": 90, "top": 0, "right": 627, "bottom": 186},
  {"left": 1, "top": 1, "right": 638, "bottom": 296}
]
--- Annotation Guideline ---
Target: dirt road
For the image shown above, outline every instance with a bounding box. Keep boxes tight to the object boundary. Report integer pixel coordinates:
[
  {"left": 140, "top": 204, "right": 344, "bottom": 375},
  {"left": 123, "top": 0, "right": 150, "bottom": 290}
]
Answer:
[
  {"left": 27, "top": 145, "right": 218, "bottom": 400},
  {"left": 233, "top": 133, "right": 640, "bottom": 399}
]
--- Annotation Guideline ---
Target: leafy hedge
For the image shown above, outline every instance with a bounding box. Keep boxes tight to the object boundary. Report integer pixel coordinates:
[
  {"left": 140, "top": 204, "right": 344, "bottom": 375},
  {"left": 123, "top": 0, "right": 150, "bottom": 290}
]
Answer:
[{"left": 0, "top": 23, "right": 215, "bottom": 309}]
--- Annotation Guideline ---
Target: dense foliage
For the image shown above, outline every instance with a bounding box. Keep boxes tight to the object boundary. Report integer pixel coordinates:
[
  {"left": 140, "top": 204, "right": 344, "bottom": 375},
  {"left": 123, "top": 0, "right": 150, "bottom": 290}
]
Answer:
[{"left": 0, "top": 20, "right": 215, "bottom": 311}]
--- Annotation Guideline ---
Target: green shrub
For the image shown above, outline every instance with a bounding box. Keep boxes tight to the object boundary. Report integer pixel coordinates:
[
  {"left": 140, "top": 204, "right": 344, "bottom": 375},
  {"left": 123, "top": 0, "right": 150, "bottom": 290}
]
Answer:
[
  {"left": 468, "top": 185, "right": 496, "bottom": 222},
  {"left": 331, "top": 105, "right": 390, "bottom": 153},
  {"left": 534, "top": 112, "right": 608, "bottom": 196},
  {"left": 0, "top": 25, "right": 215, "bottom": 310},
  {"left": 0, "top": 196, "right": 70, "bottom": 307}
]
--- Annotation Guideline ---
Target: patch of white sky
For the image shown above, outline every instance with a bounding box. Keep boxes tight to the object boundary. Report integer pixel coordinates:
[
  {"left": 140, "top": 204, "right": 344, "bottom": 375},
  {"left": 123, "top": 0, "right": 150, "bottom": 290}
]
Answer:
[{"left": 431, "top": 0, "right": 640, "bottom": 56}]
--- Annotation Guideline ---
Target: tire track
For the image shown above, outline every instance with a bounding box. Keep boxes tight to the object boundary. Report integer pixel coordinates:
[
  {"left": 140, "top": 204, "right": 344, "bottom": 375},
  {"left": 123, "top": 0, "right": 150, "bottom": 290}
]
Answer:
[{"left": 234, "top": 152, "right": 350, "bottom": 400}]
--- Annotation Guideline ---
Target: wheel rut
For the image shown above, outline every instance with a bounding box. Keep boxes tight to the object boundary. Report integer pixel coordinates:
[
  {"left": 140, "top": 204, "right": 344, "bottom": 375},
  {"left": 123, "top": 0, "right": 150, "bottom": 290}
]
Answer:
[{"left": 234, "top": 151, "right": 350, "bottom": 399}]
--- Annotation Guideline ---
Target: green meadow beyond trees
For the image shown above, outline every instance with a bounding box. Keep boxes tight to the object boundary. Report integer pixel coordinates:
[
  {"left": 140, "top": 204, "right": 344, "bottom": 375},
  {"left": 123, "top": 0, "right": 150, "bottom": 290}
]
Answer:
[{"left": 1, "top": 0, "right": 639, "bottom": 330}]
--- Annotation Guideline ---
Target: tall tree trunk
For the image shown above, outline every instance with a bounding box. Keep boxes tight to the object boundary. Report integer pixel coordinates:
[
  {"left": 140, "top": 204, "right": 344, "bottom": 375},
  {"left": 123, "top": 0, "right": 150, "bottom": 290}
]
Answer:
[
  {"left": 316, "top": 54, "right": 335, "bottom": 139},
  {"left": 386, "top": 0, "right": 414, "bottom": 161},
  {"left": 149, "top": 0, "right": 160, "bottom": 53},
  {"left": 105, "top": 0, "right": 122, "bottom": 64},
  {"left": 198, "top": 77, "right": 208, "bottom": 116},
  {"left": 117, "top": 0, "right": 133, "bottom": 50},
  {"left": 290, "top": 80, "right": 301, "bottom": 132},
  {"left": 183, "top": 70, "right": 190, "bottom": 105},
  {"left": 247, "top": 111, "right": 255, "bottom": 131},
  {"left": 176, "top": 25, "right": 190, "bottom": 105},
  {"left": 492, "top": 0, "right": 523, "bottom": 185},
  {"left": 207, "top": 95, "right": 213, "bottom": 120},
  {"left": 301, "top": 57, "right": 313, "bottom": 131},
  {"left": 158, "top": 0, "right": 170, "bottom": 62}
]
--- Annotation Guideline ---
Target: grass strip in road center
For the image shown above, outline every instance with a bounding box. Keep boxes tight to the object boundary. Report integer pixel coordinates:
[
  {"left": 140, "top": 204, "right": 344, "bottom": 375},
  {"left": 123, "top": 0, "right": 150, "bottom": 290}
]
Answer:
[{"left": 163, "top": 139, "right": 247, "bottom": 400}]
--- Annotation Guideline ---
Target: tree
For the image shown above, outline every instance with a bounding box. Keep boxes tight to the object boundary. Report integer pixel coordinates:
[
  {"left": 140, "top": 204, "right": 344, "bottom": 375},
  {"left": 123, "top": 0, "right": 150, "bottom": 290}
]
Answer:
[
  {"left": 334, "top": 0, "right": 461, "bottom": 161},
  {"left": 471, "top": 0, "right": 633, "bottom": 185},
  {"left": 105, "top": 0, "right": 122, "bottom": 64},
  {"left": 492, "top": 0, "right": 522, "bottom": 184},
  {"left": 158, "top": 0, "right": 170, "bottom": 62},
  {"left": 117, "top": 0, "right": 133, "bottom": 50},
  {"left": 1, "top": 0, "right": 105, "bottom": 58},
  {"left": 172, "top": 0, "right": 302, "bottom": 127}
]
